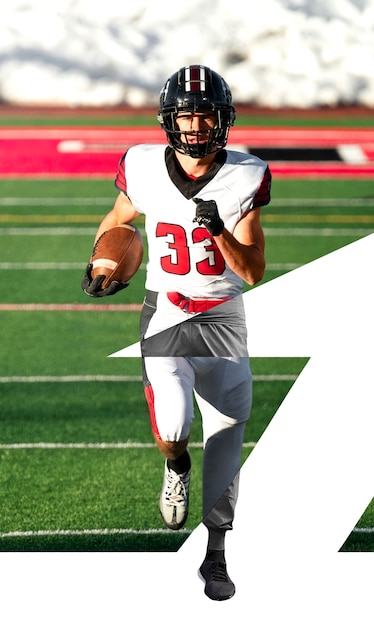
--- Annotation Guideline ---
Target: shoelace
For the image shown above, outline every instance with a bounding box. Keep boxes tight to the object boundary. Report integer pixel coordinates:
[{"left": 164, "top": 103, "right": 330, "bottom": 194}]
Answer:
[
  {"left": 206, "top": 561, "right": 229, "bottom": 582},
  {"left": 164, "top": 470, "right": 188, "bottom": 504}
]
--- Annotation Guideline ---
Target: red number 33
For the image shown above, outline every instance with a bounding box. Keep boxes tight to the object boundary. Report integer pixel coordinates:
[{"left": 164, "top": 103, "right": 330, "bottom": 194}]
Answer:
[{"left": 156, "top": 223, "right": 225, "bottom": 276}]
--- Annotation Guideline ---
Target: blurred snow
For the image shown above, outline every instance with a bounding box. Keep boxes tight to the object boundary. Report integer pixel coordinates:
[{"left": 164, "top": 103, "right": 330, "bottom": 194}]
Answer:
[{"left": 0, "top": 0, "right": 373, "bottom": 108}]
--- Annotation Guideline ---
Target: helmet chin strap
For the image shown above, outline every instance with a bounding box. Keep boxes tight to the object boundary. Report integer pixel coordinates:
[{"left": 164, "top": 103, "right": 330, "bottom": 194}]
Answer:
[{"left": 173, "top": 129, "right": 220, "bottom": 158}]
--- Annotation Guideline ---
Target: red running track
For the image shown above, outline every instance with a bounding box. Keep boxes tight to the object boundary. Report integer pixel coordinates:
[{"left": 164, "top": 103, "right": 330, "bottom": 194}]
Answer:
[{"left": 1, "top": 127, "right": 374, "bottom": 178}]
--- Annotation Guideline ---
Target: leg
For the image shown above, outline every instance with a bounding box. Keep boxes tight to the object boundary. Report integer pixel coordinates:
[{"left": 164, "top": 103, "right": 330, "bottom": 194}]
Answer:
[
  {"left": 142, "top": 356, "right": 195, "bottom": 529},
  {"left": 143, "top": 355, "right": 195, "bottom": 442},
  {"left": 193, "top": 356, "right": 251, "bottom": 518},
  {"left": 202, "top": 422, "right": 247, "bottom": 534},
  {"left": 193, "top": 357, "right": 252, "bottom": 600}
]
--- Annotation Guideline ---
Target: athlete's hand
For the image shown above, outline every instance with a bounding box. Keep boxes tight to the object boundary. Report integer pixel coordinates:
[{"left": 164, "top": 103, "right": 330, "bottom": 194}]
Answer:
[
  {"left": 193, "top": 198, "right": 224, "bottom": 236},
  {"left": 81, "top": 263, "right": 129, "bottom": 297}
]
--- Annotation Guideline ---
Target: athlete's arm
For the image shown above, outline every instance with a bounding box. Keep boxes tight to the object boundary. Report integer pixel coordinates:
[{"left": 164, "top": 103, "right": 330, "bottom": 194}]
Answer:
[
  {"left": 193, "top": 163, "right": 269, "bottom": 286},
  {"left": 214, "top": 208, "right": 265, "bottom": 286},
  {"left": 94, "top": 191, "right": 140, "bottom": 243}
]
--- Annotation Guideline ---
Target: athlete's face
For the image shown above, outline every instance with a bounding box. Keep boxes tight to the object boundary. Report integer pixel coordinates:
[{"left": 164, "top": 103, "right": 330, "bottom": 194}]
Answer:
[{"left": 175, "top": 111, "right": 217, "bottom": 144}]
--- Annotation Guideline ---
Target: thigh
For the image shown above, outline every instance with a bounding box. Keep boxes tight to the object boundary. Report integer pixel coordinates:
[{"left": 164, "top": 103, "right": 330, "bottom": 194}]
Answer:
[
  {"left": 142, "top": 356, "right": 195, "bottom": 442},
  {"left": 192, "top": 357, "right": 252, "bottom": 443}
]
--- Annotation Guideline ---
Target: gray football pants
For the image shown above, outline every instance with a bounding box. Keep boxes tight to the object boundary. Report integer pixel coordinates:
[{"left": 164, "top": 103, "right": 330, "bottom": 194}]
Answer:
[{"left": 143, "top": 355, "right": 252, "bottom": 533}]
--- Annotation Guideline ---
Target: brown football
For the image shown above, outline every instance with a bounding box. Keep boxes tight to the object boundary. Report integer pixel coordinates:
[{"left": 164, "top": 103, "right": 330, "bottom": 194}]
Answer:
[{"left": 90, "top": 224, "right": 143, "bottom": 287}]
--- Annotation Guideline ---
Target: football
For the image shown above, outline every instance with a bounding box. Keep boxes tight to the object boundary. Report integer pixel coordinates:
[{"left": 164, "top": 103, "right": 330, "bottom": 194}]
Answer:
[{"left": 90, "top": 224, "right": 143, "bottom": 287}]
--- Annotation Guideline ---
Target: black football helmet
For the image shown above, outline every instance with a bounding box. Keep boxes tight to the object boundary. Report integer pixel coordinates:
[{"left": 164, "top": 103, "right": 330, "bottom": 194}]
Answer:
[{"left": 157, "top": 65, "right": 236, "bottom": 158}]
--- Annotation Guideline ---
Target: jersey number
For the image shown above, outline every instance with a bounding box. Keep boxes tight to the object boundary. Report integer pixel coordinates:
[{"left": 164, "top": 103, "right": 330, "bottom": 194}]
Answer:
[{"left": 156, "top": 223, "right": 225, "bottom": 276}]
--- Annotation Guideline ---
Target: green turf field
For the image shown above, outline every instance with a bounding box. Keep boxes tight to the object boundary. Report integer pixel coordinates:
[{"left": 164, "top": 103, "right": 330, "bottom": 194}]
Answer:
[
  {"left": 0, "top": 112, "right": 373, "bottom": 552},
  {"left": 1, "top": 105, "right": 373, "bottom": 128}
]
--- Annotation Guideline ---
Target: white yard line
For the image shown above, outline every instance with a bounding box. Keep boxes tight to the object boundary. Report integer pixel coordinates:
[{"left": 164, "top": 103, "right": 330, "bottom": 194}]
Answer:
[
  {"left": 0, "top": 528, "right": 191, "bottom": 539},
  {"left": 271, "top": 198, "right": 374, "bottom": 207},
  {"left": 0, "top": 441, "right": 256, "bottom": 449},
  {"left": 0, "top": 227, "right": 97, "bottom": 235},
  {"left": 264, "top": 228, "right": 372, "bottom": 236},
  {"left": 0, "top": 226, "right": 371, "bottom": 237},
  {"left": 0, "top": 198, "right": 114, "bottom": 206},
  {"left": 0, "top": 262, "right": 297, "bottom": 271},
  {"left": 0, "top": 526, "right": 370, "bottom": 540},
  {"left": 0, "top": 374, "right": 298, "bottom": 383},
  {"left": 1, "top": 197, "right": 374, "bottom": 207},
  {"left": 0, "top": 262, "right": 86, "bottom": 269},
  {"left": 0, "top": 303, "right": 142, "bottom": 311}
]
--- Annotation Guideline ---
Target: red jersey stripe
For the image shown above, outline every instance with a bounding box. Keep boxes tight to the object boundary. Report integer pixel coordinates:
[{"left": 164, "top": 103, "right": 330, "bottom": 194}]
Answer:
[
  {"left": 253, "top": 166, "right": 272, "bottom": 208},
  {"left": 115, "top": 154, "right": 127, "bottom": 192}
]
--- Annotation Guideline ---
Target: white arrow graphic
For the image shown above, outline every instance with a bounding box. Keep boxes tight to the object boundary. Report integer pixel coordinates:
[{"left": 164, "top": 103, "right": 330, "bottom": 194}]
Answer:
[
  {"left": 2, "top": 235, "right": 372, "bottom": 625},
  {"left": 177, "top": 234, "right": 373, "bottom": 624}
]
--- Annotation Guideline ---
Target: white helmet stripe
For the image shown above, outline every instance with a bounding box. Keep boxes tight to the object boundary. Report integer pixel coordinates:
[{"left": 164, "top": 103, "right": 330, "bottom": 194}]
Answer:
[{"left": 184, "top": 65, "right": 206, "bottom": 92}]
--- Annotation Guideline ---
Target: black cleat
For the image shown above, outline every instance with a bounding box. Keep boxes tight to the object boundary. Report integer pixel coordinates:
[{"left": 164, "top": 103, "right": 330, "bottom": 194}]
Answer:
[{"left": 199, "top": 558, "right": 235, "bottom": 601}]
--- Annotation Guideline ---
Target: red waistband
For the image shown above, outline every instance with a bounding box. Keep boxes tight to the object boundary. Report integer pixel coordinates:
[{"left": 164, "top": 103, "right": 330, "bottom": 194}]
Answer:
[{"left": 167, "top": 292, "right": 231, "bottom": 313}]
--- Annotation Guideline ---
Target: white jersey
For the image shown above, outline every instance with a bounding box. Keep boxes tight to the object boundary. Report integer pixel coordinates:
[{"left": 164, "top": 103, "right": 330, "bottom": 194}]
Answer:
[{"left": 116, "top": 144, "right": 271, "bottom": 300}]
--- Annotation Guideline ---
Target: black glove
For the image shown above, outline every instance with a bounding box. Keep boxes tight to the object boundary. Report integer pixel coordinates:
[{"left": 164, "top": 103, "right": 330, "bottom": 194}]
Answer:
[
  {"left": 81, "top": 263, "right": 129, "bottom": 298},
  {"left": 192, "top": 198, "right": 224, "bottom": 236}
]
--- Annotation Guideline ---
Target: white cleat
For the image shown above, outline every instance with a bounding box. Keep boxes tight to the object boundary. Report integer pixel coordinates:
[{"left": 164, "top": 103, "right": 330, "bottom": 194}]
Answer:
[{"left": 159, "top": 461, "right": 191, "bottom": 530}]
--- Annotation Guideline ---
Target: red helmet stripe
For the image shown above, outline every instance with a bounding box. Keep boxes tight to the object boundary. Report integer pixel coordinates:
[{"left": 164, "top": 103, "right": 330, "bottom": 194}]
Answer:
[{"left": 185, "top": 65, "right": 206, "bottom": 92}]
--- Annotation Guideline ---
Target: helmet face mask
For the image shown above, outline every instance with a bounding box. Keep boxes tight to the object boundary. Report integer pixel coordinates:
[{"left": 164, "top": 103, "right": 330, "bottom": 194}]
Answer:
[{"left": 157, "top": 65, "right": 236, "bottom": 158}]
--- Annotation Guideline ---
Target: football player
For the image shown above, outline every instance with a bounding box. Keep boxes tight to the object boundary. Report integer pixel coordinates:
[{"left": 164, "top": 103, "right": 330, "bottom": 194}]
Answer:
[{"left": 82, "top": 65, "right": 271, "bottom": 601}]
